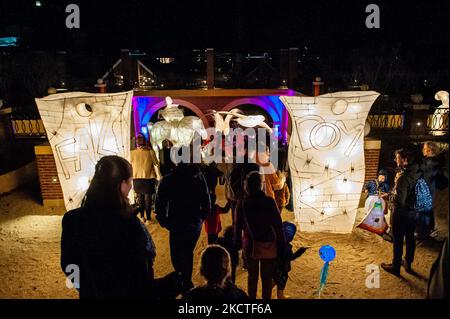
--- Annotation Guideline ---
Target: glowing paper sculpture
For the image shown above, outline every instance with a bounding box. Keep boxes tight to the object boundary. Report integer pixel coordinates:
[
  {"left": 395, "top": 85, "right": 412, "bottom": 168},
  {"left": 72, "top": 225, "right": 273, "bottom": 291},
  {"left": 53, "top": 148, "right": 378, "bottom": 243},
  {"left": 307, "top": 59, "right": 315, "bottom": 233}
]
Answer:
[
  {"left": 209, "top": 109, "right": 273, "bottom": 134},
  {"left": 150, "top": 96, "right": 207, "bottom": 151},
  {"left": 35, "top": 91, "right": 133, "bottom": 210},
  {"left": 280, "top": 91, "right": 380, "bottom": 233},
  {"left": 431, "top": 90, "right": 449, "bottom": 136}
]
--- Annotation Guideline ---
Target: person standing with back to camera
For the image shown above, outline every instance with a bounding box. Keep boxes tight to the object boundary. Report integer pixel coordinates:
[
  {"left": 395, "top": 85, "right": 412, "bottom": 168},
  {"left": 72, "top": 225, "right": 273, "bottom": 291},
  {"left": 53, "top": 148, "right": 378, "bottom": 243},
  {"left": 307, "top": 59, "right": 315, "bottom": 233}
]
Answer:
[
  {"left": 235, "top": 171, "right": 286, "bottom": 299},
  {"left": 61, "top": 155, "right": 182, "bottom": 298},
  {"left": 419, "top": 141, "right": 449, "bottom": 238},
  {"left": 131, "top": 133, "right": 161, "bottom": 224}
]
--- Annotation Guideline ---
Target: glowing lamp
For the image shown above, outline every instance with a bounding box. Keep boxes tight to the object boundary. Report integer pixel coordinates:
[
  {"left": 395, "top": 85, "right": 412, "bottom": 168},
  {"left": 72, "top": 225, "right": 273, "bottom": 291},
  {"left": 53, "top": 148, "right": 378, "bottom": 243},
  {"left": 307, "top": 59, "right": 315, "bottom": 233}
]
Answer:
[
  {"left": 35, "top": 91, "right": 133, "bottom": 210},
  {"left": 280, "top": 91, "right": 380, "bottom": 233}
]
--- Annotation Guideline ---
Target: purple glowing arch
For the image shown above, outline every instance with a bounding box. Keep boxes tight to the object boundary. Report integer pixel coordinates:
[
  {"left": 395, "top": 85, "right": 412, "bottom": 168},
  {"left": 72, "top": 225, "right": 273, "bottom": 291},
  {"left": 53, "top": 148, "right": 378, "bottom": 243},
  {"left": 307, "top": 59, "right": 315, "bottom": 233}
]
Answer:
[{"left": 132, "top": 92, "right": 295, "bottom": 141}]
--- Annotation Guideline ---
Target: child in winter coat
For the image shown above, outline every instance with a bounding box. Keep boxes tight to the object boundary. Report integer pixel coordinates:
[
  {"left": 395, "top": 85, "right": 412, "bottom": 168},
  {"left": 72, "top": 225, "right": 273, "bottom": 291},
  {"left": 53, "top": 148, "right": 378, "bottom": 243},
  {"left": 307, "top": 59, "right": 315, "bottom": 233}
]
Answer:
[
  {"left": 204, "top": 195, "right": 230, "bottom": 244},
  {"left": 273, "top": 221, "right": 309, "bottom": 299}
]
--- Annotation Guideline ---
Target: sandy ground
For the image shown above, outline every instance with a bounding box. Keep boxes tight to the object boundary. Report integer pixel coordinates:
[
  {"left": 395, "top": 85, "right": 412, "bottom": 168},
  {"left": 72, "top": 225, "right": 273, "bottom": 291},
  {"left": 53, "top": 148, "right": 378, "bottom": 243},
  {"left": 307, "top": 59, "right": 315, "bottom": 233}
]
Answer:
[{"left": 0, "top": 181, "right": 447, "bottom": 299}]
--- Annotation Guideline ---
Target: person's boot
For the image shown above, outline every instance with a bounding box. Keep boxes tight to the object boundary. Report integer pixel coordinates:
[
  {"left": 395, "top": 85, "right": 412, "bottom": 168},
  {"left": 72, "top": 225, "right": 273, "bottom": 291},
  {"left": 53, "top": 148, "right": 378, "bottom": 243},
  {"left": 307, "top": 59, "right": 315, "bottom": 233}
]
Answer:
[
  {"left": 381, "top": 263, "right": 400, "bottom": 276},
  {"left": 277, "top": 289, "right": 290, "bottom": 299},
  {"left": 402, "top": 259, "right": 413, "bottom": 274}
]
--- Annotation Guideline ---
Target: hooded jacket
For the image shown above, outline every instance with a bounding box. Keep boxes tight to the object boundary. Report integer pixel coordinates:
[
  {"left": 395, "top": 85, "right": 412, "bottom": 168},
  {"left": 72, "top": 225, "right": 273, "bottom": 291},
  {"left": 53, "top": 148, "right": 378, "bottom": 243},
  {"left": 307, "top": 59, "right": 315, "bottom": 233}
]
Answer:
[{"left": 391, "top": 163, "right": 423, "bottom": 215}]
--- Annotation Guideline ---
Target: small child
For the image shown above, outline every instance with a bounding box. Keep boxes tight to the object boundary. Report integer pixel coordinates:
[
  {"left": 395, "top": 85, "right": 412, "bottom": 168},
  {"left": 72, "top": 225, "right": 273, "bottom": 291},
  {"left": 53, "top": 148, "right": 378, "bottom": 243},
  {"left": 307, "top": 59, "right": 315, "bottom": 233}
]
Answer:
[
  {"left": 364, "top": 169, "right": 389, "bottom": 199},
  {"left": 273, "top": 221, "right": 309, "bottom": 299},
  {"left": 204, "top": 194, "right": 230, "bottom": 244},
  {"left": 217, "top": 226, "right": 239, "bottom": 284},
  {"left": 273, "top": 170, "right": 290, "bottom": 212}
]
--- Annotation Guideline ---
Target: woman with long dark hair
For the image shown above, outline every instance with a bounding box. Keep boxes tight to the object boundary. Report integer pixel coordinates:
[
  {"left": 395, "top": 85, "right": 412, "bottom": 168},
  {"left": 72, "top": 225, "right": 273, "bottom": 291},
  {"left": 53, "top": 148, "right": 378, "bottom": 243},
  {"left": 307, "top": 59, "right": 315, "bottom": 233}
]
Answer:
[
  {"left": 61, "top": 155, "right": 181, "bottom": 298},
  {"left": 235, "top": 171, "right": 285, "bottom": 299}
]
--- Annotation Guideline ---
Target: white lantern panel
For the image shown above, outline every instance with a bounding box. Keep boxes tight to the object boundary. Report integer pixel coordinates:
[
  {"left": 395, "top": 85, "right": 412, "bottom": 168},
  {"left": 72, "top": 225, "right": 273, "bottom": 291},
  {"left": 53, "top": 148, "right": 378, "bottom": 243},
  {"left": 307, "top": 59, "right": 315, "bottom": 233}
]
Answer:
[{"left": 280, "top": 91, "right": 380, "bottom": 233}]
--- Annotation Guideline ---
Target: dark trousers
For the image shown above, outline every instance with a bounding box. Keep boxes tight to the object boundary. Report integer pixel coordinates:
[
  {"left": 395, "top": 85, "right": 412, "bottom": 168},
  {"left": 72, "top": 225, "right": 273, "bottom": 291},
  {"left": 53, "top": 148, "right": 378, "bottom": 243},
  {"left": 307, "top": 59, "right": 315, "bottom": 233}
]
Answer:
[
  {"left": 133, "top": 179, "right": 156, "bottom": 220},
  {"left": 392, "top": 212, "right": 417, "bottom": 268},
  {"left": 169, "top": 228, "right": 201, "bottom": 292},
  {"left": 245, "top": 250, "right": 276, "bottom": 299}
]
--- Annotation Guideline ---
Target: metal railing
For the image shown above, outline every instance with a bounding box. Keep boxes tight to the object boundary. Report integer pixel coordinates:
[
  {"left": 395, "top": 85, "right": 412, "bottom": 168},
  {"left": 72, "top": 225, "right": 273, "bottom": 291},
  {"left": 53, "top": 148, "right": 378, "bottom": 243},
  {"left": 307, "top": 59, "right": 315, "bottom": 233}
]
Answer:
[
  {"left": 10, "top": 114, "right": 47, "bottom": 138},
  {"left": 427, "top": 107, "right": 449, "bottom": 136},
  {"left": 366, "top": 114, "right": 404, "bottom": 130}
]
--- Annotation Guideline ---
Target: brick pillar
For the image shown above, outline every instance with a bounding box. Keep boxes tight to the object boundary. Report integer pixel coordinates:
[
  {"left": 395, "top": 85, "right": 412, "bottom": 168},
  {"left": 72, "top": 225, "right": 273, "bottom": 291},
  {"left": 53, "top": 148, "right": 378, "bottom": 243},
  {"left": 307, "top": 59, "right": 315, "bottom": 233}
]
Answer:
[
  {"left": 364, "top": 139, "right": 382, "bottom": 183},
  {"left": 34, "top": 145, "right": 64, "bottom": 207},
  {"left": 312, "top": 76, "right": 324, "bottom": 97}
]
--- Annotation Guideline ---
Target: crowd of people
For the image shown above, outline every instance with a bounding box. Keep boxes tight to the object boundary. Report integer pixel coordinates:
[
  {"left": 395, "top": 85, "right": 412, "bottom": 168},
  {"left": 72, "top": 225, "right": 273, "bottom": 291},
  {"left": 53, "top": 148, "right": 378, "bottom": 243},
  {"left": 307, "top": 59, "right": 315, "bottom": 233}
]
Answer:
[{"left": 60, "top": 135, "right": 448, "bottom": 299}]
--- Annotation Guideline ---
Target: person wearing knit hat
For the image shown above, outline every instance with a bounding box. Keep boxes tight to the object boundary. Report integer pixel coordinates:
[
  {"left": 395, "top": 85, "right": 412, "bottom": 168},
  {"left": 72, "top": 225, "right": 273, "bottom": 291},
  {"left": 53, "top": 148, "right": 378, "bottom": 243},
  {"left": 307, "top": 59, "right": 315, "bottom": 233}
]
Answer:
[
  {"left": 272, "top": 221, "right": 309, "bottom": 299},
  {"left": 364, "top": 169, "right": 390, "bottom": 198}
]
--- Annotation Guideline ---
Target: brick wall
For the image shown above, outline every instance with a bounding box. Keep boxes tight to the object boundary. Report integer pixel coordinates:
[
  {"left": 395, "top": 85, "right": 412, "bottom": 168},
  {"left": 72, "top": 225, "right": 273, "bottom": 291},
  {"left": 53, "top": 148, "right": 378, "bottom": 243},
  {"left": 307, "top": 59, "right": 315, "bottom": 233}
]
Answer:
[
  {"left": 364, "top": 139, "right": 382, "bottom": 183},
  {"left": 34, "top": 145, "right": 64, "bottom": 207}
]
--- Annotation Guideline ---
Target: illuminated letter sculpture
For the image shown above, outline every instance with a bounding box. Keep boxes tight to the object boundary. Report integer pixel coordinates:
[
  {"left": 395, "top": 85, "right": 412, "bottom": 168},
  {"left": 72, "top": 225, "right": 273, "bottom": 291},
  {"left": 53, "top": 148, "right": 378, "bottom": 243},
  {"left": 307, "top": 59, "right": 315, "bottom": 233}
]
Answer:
[
  {"left": 280, "top": 91, "right": 380, "bottom": 233},
  {"left": 35, "top": 91, "right": 133, "bottom": 210}
]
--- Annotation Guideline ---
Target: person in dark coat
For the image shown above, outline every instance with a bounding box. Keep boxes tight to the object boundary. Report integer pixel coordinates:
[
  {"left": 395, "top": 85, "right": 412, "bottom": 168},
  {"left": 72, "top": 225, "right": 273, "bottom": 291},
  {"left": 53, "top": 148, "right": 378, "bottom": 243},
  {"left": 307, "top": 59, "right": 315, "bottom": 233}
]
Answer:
[
  {"left": 428, "top": 238, "right": 449, "bottom": 299},
  {"left": 61, "top": 155, "right": 182, "bottom": 299},
  {"left": 183, "top": 245, "right": 248, "bottom": 299},
  {"left": 201, "top": 162, "right": 224, "bottom": 197},
  {"left": 217, "top": 226, "right": 239, "bottom": 283},
  {"left": 382, "top": 149, "right": 422, "bottom": 276},
  {"left": 235, "top": 172, "right": 286, "bottom": 299},
  {"left": 419, "top": 141, "right": 449, "bottom": 237},
  {"left": 155, "top": 162, "right": 211, "bottom": 294},
  {"left": 158, "top": 139, "right": 176, "bottom": 177}
]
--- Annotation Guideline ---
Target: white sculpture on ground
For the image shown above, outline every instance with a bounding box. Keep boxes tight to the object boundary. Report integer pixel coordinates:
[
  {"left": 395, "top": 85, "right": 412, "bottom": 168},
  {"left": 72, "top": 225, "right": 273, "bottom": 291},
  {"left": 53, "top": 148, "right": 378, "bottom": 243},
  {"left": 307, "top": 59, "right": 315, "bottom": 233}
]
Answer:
[
  {"left": 431, "top": 90, "right": 449, "bottom": 136},
  {"left": 280, "top": 91, "right": 380, "bottom": 233},
  {"left": 149, "top": 97, "right": 207, "bottom": 152},
  {"left": 35, "top": 91, "right": 133, "bottom": 210}
]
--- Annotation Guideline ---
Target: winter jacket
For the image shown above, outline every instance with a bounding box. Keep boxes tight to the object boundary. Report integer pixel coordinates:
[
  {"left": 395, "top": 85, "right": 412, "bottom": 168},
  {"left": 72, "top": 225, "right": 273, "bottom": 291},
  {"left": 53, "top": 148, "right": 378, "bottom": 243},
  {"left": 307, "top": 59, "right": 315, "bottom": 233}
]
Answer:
[
  {"left": 421, "top": 156, "right": 448, "bottom": 198},
  {"left": 155, "top": 164, "right": 211, "bottom": 233},
  {"left": 364, "top": 180, "right": 390, "bottom": 196},
  {"left": 262, "top": 171, "right": 284, "bottom": 200},
  {"left": 390, "top": 163, "right": 423, "bottom": 216},
  {"left": 428, "top": 237, "right": 449, "bottom": 299},
  {"left": 159, "top": 147, "right": 176, "bottom": 177},
  {"left": 274, "top": 184, "right": 291, "bottom": 210},
  {"left": 61, "top": 207, "right": 155, "bottom": 298},
  {"left": 235, "top": 190, "right": 286, "bottom": 255},
  {"left": 201, "top": 163, "right": 224, "bottom": 196},
  {"left": 131, "top": 147, "right": 160, "bottom": 180}
]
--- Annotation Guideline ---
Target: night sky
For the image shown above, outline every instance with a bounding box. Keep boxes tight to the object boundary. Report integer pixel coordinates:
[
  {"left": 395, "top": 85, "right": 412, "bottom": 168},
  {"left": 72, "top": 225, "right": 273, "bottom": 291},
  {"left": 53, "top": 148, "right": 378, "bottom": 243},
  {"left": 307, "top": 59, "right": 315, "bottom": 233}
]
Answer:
[
  {"left": 1, "top": 0, "right": 448, "bottom": 52},
  {"left": 1, "top": 0, "right": 449, "bottom": 95}
]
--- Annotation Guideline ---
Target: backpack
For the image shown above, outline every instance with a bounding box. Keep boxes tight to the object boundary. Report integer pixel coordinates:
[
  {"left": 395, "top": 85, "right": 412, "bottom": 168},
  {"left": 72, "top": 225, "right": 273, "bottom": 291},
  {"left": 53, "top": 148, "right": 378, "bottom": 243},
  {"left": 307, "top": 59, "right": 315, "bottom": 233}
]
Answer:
[{"left": 414, "top": 178, "right": 433, "bottom": 213}]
